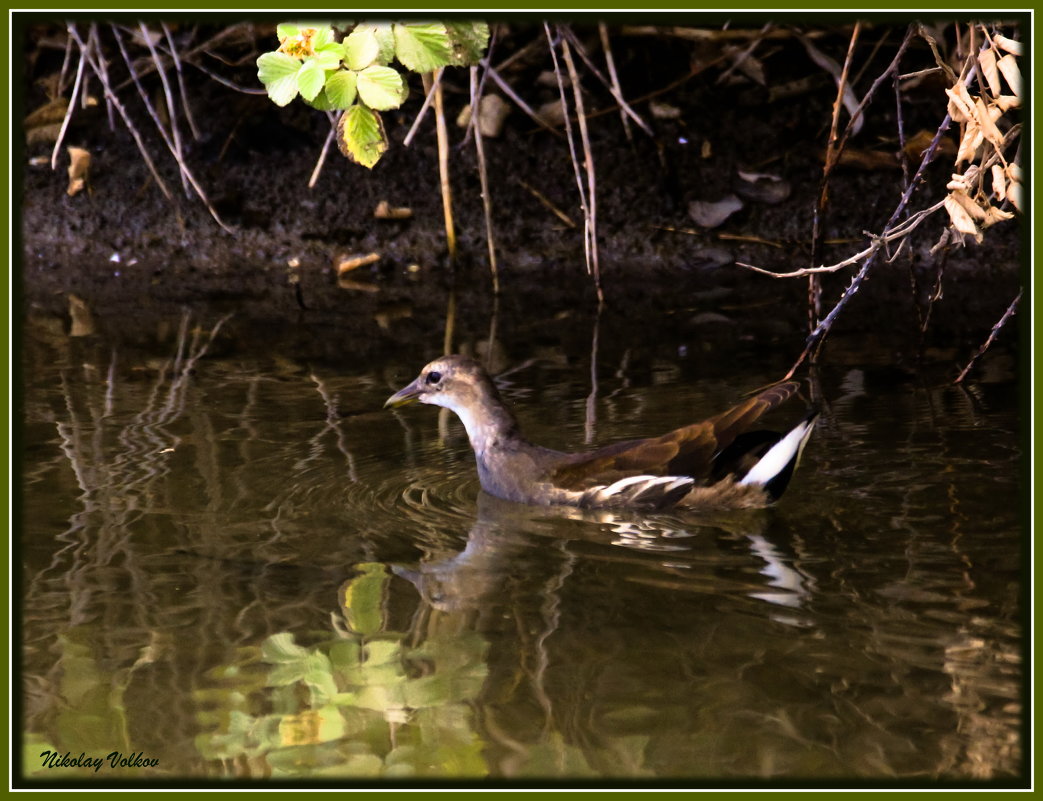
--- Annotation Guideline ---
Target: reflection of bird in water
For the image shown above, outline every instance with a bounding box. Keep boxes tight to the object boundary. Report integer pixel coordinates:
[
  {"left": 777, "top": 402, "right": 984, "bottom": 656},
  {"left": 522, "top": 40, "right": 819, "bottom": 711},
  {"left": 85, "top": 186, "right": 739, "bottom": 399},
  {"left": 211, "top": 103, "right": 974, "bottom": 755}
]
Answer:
[{"left": 390, "top": 492, "right": 813, "bottom": 619}]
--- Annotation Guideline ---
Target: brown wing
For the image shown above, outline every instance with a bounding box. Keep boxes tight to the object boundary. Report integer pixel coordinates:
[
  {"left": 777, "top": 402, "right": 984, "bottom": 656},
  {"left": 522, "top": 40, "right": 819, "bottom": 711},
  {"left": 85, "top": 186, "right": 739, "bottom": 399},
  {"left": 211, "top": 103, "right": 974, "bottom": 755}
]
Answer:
[{"left": 548, "top": 381, "right": 799, "bottom": 490}]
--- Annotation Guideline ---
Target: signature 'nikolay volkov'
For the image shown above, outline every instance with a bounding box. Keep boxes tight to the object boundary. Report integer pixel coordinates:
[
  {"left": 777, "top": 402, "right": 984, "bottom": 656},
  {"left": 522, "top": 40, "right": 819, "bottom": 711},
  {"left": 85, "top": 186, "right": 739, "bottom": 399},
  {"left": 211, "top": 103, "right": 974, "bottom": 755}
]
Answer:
[{"left": 38, "top": 750, "right": 159, "bottom": 772}]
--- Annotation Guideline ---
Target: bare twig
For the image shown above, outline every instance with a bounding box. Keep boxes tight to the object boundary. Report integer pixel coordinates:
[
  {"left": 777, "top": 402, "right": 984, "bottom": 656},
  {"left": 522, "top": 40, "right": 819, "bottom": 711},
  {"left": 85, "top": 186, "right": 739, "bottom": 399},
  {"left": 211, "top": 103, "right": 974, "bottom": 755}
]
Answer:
[
  {"left": 140, "top": 22, "right": 189, "bottom": 195},
  {"left": 517, "top": 179, "right": 576, "bottom": 228},
  {"left": 481, "top": 62, "right": 563, "bottom": 138},
  {"left": 715, "top": 22, "right": 773, "bottom": 84},
  {"left": 562, "top": 26, "right": 653, "bottom": 138},
  {"left": 736, "top": 199, "right": 945, "bottom": 278},
  {"left": 470, "top": 66, "right": 500, "bottom": 294},
  {"left": 462, "top": 27, "right": 497, "bottom": 146},
  {"left": 598, "top": 24, "right": 632, "bottom": 141},
  {"left": 308, "top": 113, "right": 337, "bottom": 189},
  {"left": 953, "top": 290, "right": 1021, "bottom": 384},
  {"left": 548, "top": 25, "right": 603, "bottom": 303},
  {"left": 51, "top": 28, "right": 86, "bottom": 169},
  {"left": 110, "top": 24, "right": 232, "bottom": 232},
  {"left": 67, "top": 24, "right": 174, "bottom": 202},
  {"left": 162, "top": 22, "right": 201, "bottom": 141},
  {"left": 782, "top": 111, "right": 955, "bottom": 379},
  {"left": 402, "top": 66, "right": 443, "bottom": 148},
  {"left": 430, "top": 71, "right": 456, "bottom": 264},
  {"left": 808, "top": 22, "right": 862, "bottom": 330}
]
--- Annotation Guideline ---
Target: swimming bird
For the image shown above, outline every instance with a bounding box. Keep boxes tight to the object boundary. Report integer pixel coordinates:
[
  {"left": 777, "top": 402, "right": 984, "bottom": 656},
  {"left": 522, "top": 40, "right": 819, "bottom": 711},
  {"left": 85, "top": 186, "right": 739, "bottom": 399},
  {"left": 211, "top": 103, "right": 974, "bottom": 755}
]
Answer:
[{"left": 385, "top": 355, "right": 817, "bottom": 511}]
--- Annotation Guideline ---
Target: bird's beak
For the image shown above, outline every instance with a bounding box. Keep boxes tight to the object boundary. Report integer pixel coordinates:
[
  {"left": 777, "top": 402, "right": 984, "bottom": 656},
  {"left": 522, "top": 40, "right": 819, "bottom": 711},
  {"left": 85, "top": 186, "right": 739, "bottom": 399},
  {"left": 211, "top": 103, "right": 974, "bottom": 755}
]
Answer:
[{"left": 384, "top": 377, "right": 424, "bottom": 408}]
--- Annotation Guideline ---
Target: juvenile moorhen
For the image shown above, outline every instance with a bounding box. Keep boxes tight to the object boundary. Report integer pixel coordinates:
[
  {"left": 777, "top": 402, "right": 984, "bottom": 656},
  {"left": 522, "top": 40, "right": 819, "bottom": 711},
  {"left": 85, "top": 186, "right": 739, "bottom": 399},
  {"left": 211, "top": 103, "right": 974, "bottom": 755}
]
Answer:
[{"left": 385, "top": 355, "right": 817, "bottom": 511}]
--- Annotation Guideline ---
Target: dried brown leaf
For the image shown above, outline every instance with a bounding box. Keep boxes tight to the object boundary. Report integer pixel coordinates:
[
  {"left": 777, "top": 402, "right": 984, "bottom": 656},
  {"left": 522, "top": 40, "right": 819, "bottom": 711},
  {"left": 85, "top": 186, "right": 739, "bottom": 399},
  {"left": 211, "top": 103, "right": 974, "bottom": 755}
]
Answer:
[
  {"left": 945, "top": 83, "right": 975, "bottom": 123},
  {"left": 982, "top": 205, "right": 1014, "bottom": 227},
  {"left": 973, "top": 97, "right": 1005, "bottom": 147},
  {"left": 800, "top": 36, "right": 863, "bottom": 136},
  {"left": 992, "top": 34, "right": 1023, "bottom": 56},
  {"left": 994, "top": 94, "right": 1020, "bottom": 112},
  {"left": 66, "top": 146, "right": 91, "bottom": 197},
  {"left": 991, "top": 164, "right": 1006, "bottom": 201},
  {"left": 1007, "top": 180, "right": 1022, "bottom": 213},
  {"left": 943, "top": 195, "right": 981, "bottom": 241},
  {"left": 649, "top": 101, "right": 682, "bottom": 120},
  {"left": 535, "top": 100, "right": 565, "bottom": 127},
  {"left": 24, "top": 96, "right": 69, "bottom": 129},
  {"left": 688, "top": 194, "right": 743, "bottom": 228},
  {"left": 955, "top": 122, "right": 983, "bottom": 164},
  {"left": 978, "top": 47, "right": 1001, "bottom": 96},
  {"left": 835, "top": 147, "right": 898, "bottom": 170},
  {"left": 902, "top": 129, "right": 956, "bottom": 161},
  {"left": 996, "top": 54, "right": 1021, "bottom": 98},
  {"left": 954, "top": 188, "right": 988, "bottom": 221}
]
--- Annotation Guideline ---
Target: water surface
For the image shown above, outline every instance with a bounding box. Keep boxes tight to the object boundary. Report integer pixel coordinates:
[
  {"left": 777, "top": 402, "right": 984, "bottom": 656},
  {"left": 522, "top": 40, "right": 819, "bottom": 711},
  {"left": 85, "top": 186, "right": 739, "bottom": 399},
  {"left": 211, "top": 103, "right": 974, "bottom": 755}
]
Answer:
[{"left": 18, "top": 309, "right": 1023, "bottom": 784}]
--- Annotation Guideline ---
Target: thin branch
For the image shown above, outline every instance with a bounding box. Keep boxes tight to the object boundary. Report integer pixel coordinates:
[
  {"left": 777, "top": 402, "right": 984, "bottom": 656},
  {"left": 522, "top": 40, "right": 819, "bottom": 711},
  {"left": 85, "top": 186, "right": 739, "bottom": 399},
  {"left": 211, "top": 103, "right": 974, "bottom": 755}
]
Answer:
[
  {"left": 598, "top": 24, "right": 631, "bottom": 141},
  {"left": 517, "top": 178, "right": 576, "bottom": 228},
  {"left": 402, "top": 66, "right": 443, "bottom": 148},
  {"left": 809, "top": 22, "right": 862, "bottom": 330},
  {"left": 68, "top": 24, "right": 174, "bottom": 202},
  {"left": 140, "top": 22, "right": 189, "bottom": 195},
  {"left": 111, "top": 24, "right": 233, "bottom": 232},
  {"left": 308, "top": 113, "right": 337, "bottom": 189},
  {"left": 562, "top": 25, "right": 653, "bottom": 138},
  {"left": 462, "top": 27, "right": 497, "bottom": 146},
  {"left": 481, "top": 62, "right": 563, "bottom": 138},
  {"left": 953, "top": 289, "right": 1021, "bottom": 384},
  {"left": 162, "top": 22, "right": 201, "bottom": 141},
  {"left": 51, "top": 28, "right": 87, "bottom": 169},
  {"left": 470, "top": 66, "right": 500, "bottom": 294},
  {"left": 564, "top": 35, "right": 603, "bottom": 303},
  {"left": 430, "top": 72, "right": 456, "bottom": 263},
  {"left": 736, "top": 199, "right": 945, "bottom": 278}
]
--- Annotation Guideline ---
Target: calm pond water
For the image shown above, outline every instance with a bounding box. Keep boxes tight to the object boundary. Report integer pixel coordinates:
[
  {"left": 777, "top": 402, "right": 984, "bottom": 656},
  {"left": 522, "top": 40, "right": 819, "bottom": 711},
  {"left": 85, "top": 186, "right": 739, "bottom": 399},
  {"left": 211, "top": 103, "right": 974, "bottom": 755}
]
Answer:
[{"left": 18, "top": 307, "right": 1024, "bottom": 785}]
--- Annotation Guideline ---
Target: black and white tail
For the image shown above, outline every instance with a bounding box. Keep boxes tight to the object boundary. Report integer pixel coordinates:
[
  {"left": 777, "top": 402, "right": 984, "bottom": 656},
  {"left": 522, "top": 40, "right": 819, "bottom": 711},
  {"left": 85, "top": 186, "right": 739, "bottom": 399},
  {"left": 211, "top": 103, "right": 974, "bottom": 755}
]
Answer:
[{"left": 738, "top": 412, "right": 818, "bottom": 500}]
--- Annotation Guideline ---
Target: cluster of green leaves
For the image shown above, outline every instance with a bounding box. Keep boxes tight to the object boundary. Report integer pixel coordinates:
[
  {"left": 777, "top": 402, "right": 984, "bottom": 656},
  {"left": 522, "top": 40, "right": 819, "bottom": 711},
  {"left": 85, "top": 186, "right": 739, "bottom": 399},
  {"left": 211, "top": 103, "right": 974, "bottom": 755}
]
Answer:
[
  {"left": 195, "top": 563, "right": 490, "bottom": 777},
  {"left": 256, "top": 22, "right": 489, "bottom": 168}
]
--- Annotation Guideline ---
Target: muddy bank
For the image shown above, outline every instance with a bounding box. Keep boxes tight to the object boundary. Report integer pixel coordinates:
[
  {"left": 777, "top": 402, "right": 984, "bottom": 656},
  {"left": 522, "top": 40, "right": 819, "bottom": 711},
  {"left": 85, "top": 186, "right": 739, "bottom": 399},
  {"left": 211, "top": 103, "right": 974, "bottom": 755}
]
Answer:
[{"left": 18, "top": 21, "right": 1023, "bottom": 370}]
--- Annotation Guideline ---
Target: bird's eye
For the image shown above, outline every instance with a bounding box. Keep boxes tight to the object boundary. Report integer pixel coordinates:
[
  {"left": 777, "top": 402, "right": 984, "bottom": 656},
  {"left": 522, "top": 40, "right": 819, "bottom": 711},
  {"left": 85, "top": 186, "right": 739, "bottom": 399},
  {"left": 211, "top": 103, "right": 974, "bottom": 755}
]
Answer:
[{"left": 426, "top": 371, "right": 442, "bottom": 385}]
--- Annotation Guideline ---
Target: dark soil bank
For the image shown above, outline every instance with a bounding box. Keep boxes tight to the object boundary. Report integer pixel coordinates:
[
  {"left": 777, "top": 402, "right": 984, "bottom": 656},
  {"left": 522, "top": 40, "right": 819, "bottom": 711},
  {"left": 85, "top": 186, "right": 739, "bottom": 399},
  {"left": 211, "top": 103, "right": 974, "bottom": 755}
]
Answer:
[{"left": 18, "top": 19, "right": 1023, "bottom": 370}]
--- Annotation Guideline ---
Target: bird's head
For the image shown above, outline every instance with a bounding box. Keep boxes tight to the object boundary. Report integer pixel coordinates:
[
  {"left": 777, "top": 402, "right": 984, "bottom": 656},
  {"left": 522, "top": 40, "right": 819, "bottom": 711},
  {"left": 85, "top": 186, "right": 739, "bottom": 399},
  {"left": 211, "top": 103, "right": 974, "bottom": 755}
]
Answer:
[{"left": 384, "top": 355, "right": 495, "bottom": 414}]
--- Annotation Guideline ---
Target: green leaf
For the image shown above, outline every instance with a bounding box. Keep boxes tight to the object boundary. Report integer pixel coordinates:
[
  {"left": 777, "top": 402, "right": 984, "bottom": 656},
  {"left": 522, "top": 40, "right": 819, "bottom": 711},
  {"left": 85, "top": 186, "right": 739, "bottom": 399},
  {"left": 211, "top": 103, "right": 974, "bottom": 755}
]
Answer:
[
  {"left": 356, "top": 65, "right": 407, "bottom": 111},
  {"left": 445, "top": 21, "right": 490, "bottom": 66},
  {"left": 304, "top": 88, "right": 335, "bottom": 111},
  {"left": 257, "top": 52, "right": 301, "bottom": 107},
  {"left": 316, "top": 41, "right": 346, "bottom": 59},
  {"left": 345, "top": 28, "right": 380, "bottom": 71},
  {"left": 393, "top": 22, "right": 452, "bottom": 73},
  {"left": 311, "top": 48, "right": 344, "bottom": 71},
  {"left": 276, "top": 23, "right": 300, "bottom": 40},
  {"left": 324, "top": 70, "right": 358, "bottom": 109},
  {"left": 337, "top": 105, "right": 388, "bottom": 169},
  {"left": 354, "top": 22, "right": 395, "bottom": 64},
  {"left": 297, "top": 59, "right": 327, "bottom": 101},
  {"left": 262, "top": 632, "right": 310, "bottom": 663},
  {"left": 309, "top": 25, "right": 335, "bottom": 49},
  {"left": 339, "top": 562, "right": 389, "bottom": 635}
]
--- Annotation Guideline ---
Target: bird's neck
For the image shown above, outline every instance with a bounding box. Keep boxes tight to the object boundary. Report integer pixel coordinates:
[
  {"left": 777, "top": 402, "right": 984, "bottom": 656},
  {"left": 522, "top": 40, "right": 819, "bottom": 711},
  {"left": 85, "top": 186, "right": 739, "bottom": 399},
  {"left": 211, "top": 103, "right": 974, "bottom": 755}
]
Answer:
[{"left": 444, "top": 388, "right": 522, "bottom": 456}]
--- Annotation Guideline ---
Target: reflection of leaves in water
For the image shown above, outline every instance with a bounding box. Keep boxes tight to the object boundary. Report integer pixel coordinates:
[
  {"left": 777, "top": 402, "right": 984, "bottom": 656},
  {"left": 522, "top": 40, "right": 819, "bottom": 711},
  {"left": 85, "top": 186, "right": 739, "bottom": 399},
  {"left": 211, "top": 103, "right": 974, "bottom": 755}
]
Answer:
[{"left": 194, "top": 564, "right": 489, "bottom": 778}]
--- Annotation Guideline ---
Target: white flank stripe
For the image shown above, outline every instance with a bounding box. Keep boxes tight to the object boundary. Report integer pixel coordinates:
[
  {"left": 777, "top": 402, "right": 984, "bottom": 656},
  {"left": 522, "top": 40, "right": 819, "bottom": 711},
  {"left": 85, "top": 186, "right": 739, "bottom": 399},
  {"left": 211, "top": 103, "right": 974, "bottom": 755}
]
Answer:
[{"left": 602, "top": 474, "right": 661, "bottom": 495}]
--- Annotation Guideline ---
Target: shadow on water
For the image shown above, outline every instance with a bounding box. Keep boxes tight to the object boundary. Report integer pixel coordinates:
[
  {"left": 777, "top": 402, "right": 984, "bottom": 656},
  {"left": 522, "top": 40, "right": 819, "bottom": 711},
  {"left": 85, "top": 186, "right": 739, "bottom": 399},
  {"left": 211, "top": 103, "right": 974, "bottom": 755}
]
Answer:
[{"left": 18, "top": 307, "right": 1023, "bottom": 784}]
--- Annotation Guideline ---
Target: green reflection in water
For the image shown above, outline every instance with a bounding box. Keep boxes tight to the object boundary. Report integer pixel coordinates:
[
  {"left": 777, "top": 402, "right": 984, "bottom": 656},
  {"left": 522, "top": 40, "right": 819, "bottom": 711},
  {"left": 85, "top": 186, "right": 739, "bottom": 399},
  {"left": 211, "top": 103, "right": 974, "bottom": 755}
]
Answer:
[{"left": 194, "top": 563, "right": 490, "bottom": 778}]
